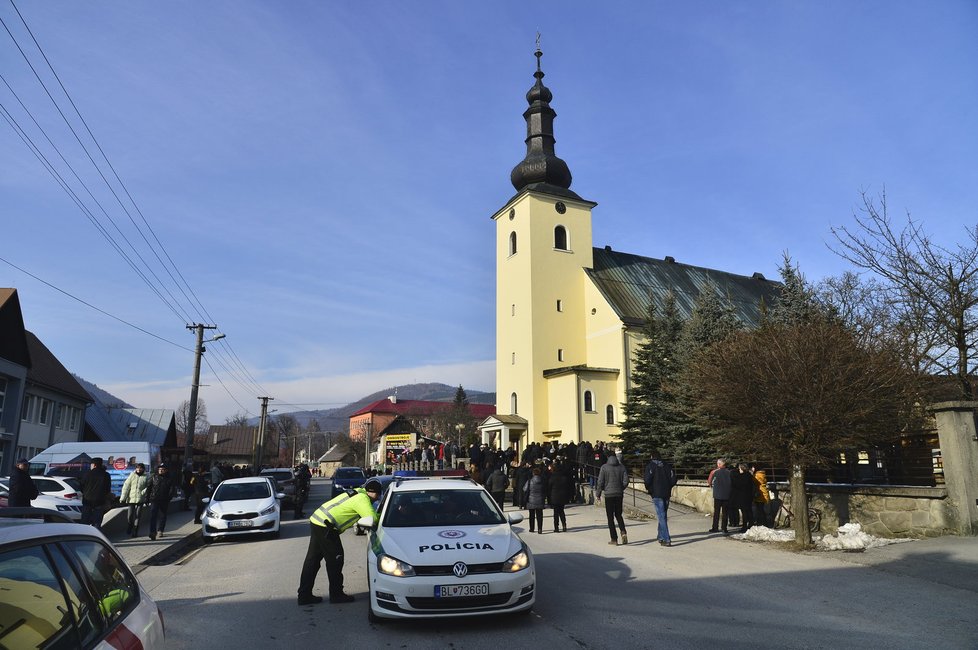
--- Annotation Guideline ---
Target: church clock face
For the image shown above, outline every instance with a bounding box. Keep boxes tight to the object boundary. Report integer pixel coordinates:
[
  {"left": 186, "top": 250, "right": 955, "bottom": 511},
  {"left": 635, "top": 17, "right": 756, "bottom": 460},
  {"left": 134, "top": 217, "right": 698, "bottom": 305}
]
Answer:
[{"left": 555, "top": 202, "right": 566, "bottom": 214}]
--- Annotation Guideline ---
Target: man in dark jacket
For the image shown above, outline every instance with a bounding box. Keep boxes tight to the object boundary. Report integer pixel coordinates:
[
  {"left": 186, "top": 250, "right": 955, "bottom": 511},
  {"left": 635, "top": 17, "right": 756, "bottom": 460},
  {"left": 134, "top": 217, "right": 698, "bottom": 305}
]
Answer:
[
  {"left": 8, "top": 458, "right": 39, "bottom": 507},
  {"left": 80, "top": 457, "right": 113, "bottom": 529},
  {"left": 708, "top": 458, "right": 732, "bottom": 534},
  {"left": 485, "top": 466, "right": 509, "bottom": 507},
  {"left": 644, "top": 450, "right": 677, "bottom": 546},
  {"left": 146, "top": 464, "right": 175, "bottom": 539}
]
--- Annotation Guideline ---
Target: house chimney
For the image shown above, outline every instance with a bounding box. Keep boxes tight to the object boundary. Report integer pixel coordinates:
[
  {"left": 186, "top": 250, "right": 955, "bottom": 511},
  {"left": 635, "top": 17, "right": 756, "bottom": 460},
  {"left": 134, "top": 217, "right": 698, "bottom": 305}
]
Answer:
[
  {"left": 664, "top": 256, "right": 676, "bottom": 263},
  {"left": 752, "top": 272, "right": 766, "bottom": 280}
]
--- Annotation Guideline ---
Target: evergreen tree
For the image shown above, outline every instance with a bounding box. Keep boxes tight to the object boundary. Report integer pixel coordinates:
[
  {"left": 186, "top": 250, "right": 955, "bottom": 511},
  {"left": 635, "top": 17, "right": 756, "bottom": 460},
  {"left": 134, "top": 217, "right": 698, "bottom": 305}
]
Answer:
[
  {"left": 769, "top": 252, "right": 826, "bottom": 326},
  {"left": 619, "top": 291, "right": 683, "bottom": 457},
  {"left": 671, "top": 285, "right": 742, "bottom": 469}
]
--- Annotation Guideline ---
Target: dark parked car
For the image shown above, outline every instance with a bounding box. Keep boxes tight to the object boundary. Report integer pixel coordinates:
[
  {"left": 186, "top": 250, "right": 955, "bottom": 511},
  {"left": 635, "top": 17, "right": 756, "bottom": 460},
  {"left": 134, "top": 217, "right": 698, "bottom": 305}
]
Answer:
[
  {"left": 330, "top": 467, "right": 367, "bottom": 499},
  {"left": 258, "top": 468, "right": 296, "bottom": 506}
]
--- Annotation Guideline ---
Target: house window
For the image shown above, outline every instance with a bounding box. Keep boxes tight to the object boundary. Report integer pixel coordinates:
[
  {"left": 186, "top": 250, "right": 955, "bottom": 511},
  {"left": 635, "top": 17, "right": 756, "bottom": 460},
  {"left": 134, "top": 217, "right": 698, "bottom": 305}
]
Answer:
[
  {"left": 509, "top": 231, "right": 517, "bottom": 256},
  {"left": 556, "top": 299, "right": 562, "bottom": 312},
  {"left": 583, "top": 390, "right": 594, "bottom": 412},
  {"left": 22, "top": 394, "right": 35, "bottom": 422},
  {"left": 0, "top": 377, "right": 6, "bottom": 422},
  {"left": 38, "top": 398, "right": 52, "bottom": 425},
  {"left": 57, "top": 404, "right": 68, "bottom": 429},
  {"left": 69, "top": 407, "right": 80, "bottom": 431},
  {"left": 554, "top": 225, "right": 568, "bottom": 250},
  {"left": 558, "top": 349, "right": 564, "bottom": 362},
  {"left": 511, "top": 392, "right": 518, "bottom": 414},
  {"left": 606, "top": 405, "right": 615, "bottom": 424}
]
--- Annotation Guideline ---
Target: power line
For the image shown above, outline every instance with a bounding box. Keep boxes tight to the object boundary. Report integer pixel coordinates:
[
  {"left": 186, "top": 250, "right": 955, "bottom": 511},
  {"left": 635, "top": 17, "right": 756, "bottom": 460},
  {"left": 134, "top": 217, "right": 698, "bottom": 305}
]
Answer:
[{"left": 0, "top": 255, "right": 190, "bottom": 350}]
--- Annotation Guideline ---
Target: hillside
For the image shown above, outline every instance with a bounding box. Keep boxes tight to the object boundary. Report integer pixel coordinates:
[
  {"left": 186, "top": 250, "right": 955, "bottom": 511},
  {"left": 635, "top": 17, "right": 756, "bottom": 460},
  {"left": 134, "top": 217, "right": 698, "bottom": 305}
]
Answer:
[
  {"left": 73, "top": 374, "right": 133, "bottom": 409},
  {"left": 273, "top": 383, "right": 495, "bottom": 432}
]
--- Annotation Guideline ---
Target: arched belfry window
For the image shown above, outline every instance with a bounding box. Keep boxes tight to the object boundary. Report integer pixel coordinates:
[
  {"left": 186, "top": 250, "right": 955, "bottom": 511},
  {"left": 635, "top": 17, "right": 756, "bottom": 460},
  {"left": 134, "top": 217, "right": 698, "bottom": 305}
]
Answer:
[
  {"left": 554, "top": 225, "right": 568, "bottom": 250},
  {"left": 583, "top": 390, "right": 594, "bottom": 412},
  {"left": 509, "top": 231, "right": 518, "bottom": 256},
  {"left": 606, "top": 405, "right": 615, "bottom": 424},
  {"left": 511, "top": 392, "right": 518, "bottom": 414}
]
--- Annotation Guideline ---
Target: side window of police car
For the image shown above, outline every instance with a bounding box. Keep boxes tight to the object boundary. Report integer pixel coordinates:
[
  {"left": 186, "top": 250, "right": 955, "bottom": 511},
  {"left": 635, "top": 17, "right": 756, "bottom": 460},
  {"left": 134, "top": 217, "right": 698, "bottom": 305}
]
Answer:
[
  {"left": 63, "top": 540, "right": 139, "bottom": 626},
  {"left": 0, "top": 543, "right": 100, "bottom": 649}
]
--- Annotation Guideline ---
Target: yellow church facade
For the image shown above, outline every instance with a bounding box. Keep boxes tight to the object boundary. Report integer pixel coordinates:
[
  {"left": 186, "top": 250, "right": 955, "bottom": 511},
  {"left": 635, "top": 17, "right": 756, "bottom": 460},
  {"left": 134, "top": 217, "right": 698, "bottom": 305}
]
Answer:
[{"left": 480, "top": 49, "right": 779, "bottom": 452}]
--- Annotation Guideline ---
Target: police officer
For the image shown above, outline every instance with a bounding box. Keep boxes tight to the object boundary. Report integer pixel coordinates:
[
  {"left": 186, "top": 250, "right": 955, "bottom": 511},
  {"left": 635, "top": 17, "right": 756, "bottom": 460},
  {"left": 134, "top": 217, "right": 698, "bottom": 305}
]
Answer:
[{"left": 297, "top": 478, "right": 382, "bottom": 606}]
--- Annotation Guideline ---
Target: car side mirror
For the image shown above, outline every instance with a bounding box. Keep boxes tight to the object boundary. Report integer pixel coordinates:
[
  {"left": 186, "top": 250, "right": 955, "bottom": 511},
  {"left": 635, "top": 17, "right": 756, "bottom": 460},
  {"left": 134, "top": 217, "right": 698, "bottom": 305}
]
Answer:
[
  {"left": 201, "top": 497, "right": 210, "bottom": 504},
  {"left": 276, "top": 493, "right": 286, "bottom": 500},
  {"left": 507, "top": 512, "right": 524, "bottom": 525},
  {"left": 357, "top": 515, "right": 376, "bottom": 530}
]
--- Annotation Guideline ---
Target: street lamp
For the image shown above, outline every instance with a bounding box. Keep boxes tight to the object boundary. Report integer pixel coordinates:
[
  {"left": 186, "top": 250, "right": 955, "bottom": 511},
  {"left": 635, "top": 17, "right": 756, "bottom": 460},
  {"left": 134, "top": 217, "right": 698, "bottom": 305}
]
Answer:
[{"left": 183, "top": 325, "right": 224, "bottom": 472}]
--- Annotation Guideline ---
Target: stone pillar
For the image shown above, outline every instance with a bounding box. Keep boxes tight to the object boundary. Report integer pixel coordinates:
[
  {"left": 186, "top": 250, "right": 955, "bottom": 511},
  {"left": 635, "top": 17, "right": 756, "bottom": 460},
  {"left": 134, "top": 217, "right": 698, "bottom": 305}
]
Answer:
[{"left": 929, "top": 401, "right": 978, "bottom": 536}]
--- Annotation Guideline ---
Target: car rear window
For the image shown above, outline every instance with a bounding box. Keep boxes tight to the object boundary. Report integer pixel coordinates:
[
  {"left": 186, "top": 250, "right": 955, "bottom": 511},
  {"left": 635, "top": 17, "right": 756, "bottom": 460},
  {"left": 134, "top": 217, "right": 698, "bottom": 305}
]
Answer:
[{"left": 335, "top": 469, "right": 365, "bottom": 480}]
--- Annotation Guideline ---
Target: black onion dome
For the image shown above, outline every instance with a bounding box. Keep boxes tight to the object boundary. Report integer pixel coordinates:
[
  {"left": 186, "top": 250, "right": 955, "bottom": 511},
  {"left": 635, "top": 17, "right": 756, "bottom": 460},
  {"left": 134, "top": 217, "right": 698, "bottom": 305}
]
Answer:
[{"left": 510, "top": 48, "right": 573, "bottom": 192}]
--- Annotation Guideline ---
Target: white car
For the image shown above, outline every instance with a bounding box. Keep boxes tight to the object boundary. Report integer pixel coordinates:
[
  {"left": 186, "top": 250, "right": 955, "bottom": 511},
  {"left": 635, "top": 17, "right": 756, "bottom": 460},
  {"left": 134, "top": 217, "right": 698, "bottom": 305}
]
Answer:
[
  {"left": 0, "top": 512, "right": 165, "bottom": 648},
  {"left": 201, "top": 476, "right": 283, "bottom": 542},
  {"left": 0, "top": 476, "right": 84, "bottom": 521},
  {"left": 362, "top": 477, "right": 535, "bottom": 621}
]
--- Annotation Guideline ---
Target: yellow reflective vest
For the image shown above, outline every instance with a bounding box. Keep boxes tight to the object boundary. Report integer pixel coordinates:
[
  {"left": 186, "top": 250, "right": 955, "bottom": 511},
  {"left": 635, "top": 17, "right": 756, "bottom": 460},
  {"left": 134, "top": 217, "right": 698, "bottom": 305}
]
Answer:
[{"left": 310, "top": 488, "right": 376, "bottom": 532}]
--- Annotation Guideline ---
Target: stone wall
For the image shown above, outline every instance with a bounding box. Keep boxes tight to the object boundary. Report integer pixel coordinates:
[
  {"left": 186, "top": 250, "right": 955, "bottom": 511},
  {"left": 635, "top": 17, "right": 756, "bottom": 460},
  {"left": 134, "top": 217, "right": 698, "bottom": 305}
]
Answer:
[{"left": 671, "top": 481, "right": 952, "bottom": 538}]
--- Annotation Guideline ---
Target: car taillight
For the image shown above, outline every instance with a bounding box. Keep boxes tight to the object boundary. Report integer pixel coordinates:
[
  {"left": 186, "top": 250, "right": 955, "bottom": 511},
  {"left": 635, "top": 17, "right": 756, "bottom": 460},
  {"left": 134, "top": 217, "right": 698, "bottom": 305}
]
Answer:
[{"left": 64, "top": 493, "right": 78, "bottom": 499}]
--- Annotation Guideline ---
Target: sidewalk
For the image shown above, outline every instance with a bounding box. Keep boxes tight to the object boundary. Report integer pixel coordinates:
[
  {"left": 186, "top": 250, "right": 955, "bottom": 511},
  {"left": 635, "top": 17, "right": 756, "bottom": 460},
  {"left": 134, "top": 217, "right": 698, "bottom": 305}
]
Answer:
[{"left": 101, "top": 499, "right": 202, "bottom": 571}]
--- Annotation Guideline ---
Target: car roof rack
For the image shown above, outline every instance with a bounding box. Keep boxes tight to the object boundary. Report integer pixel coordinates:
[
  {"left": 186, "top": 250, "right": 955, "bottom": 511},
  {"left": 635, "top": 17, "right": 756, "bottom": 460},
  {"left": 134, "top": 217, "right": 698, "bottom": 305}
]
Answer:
[{"left": 0, "top": 507, "right": 75, "bottom": 524}]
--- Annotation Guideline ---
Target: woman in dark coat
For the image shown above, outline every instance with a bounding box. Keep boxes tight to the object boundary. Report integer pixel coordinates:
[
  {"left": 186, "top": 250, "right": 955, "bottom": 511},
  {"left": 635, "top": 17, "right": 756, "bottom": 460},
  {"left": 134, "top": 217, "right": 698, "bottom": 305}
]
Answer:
[
  {"left": 512, "top": 462, "right": 531, "bottom": 507},
  {"left": 730, "top": 463, "right": 755, "bottom": 532},
  {"left": 549, "top": 461, "right": 573, "bottom": 532}
]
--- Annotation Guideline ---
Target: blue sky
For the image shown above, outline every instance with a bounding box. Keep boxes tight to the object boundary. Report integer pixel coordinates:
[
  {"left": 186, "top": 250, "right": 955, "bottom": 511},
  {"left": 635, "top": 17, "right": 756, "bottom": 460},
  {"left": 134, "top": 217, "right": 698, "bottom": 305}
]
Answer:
[{"left": 2, "top": 1, "right": 976, "bottom": 424}]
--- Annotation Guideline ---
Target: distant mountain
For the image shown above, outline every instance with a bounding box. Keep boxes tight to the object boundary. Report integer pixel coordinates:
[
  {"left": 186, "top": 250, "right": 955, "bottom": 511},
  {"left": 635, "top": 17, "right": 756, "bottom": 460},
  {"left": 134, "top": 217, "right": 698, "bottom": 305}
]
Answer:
[
  {"left": 73, "top": 374, "right": 133, "bottom": 409},
  {"left": 270, "top": 383, "right": 495, "bottom": 432}
]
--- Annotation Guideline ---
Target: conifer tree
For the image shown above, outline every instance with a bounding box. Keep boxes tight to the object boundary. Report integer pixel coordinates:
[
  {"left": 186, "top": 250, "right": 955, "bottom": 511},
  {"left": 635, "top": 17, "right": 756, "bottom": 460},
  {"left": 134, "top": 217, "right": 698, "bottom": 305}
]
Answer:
[
  {"left": 671, "top": 285, "right": 742, "bottom": 468},
  {"left": 619, "top": 291, "right": 683, "bottom": 457}
]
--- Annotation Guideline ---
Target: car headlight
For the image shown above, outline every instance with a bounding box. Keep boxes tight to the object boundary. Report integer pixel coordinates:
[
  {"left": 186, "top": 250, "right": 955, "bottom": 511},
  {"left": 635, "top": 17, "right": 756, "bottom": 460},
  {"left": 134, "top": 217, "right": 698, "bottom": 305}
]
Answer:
[
  {"left": 205, "top": 509, "right": 219, "bottom": 519},
  {"left": 502, "top": 547, "right": 530, "bottom": 573},
  {"left": 377, "top": 554, "right": 416, "bottom": 577},
  {"left": 260, "top": 504, "right": 277, "bottom": 516}
]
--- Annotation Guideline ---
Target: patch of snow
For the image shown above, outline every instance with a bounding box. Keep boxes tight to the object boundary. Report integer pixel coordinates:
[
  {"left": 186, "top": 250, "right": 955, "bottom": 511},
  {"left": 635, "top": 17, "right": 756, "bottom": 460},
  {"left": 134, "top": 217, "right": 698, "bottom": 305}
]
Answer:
[
  {"left": 815, "top": 523, "right": 913, "bottom": 551},
  {"left": 734, "top": 523, "right": 915, "bottom": 550}
]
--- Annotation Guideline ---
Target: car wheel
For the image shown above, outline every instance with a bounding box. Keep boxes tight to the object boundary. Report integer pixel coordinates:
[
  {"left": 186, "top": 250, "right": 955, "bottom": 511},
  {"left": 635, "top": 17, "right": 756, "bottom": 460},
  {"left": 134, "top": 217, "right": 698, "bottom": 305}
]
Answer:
[
  {"left": 202, "top": 535, "right": 214, "bottom": 545},
  {"left": 269, "top": 530, "right": 281, "bottom": 540}
]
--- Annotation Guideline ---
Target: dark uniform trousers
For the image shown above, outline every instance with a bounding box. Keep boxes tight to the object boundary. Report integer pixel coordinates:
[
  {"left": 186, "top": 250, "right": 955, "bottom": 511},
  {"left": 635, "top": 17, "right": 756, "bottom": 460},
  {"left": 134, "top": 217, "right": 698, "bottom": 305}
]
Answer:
[{"left": 298, "top": 523, "right": 344, "bottom": 598}]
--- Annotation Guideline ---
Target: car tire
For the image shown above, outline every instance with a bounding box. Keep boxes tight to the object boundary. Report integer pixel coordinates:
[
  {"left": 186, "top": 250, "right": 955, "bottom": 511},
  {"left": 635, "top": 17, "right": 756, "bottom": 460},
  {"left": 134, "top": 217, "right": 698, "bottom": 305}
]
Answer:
[
  {"left": 367, "top": 599, "right": 383, "bottom": 624},
  {"left": 202, "top": 535, "right": 214, "bottom": 545},
  {"left": 269, "top": 530, "right": 281, "bottom": 540}
]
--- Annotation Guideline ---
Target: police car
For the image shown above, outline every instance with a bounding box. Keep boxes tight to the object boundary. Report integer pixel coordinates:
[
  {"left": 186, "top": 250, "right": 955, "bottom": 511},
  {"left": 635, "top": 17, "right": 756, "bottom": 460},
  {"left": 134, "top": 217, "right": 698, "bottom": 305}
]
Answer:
[{"left": 360, "top": 477, "right": 535, "bottom": 621}]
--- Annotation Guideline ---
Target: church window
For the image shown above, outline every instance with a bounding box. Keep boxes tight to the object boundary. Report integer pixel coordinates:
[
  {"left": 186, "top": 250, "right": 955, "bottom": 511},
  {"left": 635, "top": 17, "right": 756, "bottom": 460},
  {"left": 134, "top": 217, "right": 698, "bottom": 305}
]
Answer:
[
  {"left": 512, "top": 304, "right": 515, "bottom": 316},
  {"left": 511, "top": 392, "right": 518, "bottom": 414},
  {"left": 554, "top": 225, "right": 568, "bottom": 250},
  {"left": 556, "top": 300, "right": 562, "bottom": 312},
  {"left": 558, "top": 349, "right": 564, "bottom": 361},
  {"left": 583, "top": 390, "right": 594, "bottom": 412},
  {"left": 606, "top": 405, "right": 615, "bottom": 424},
  {"left": 509, "top": 231, "right": 517, "bottom": 256},
  {"left": 511, "top": 352, "right": 516, "bottom": 365}
]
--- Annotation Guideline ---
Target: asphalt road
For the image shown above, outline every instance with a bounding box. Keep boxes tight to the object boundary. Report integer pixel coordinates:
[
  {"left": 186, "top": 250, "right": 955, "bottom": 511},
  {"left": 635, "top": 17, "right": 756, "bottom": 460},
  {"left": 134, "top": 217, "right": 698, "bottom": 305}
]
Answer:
[{"left": 125, "top": 478, "right": 978, "bottom": 649}]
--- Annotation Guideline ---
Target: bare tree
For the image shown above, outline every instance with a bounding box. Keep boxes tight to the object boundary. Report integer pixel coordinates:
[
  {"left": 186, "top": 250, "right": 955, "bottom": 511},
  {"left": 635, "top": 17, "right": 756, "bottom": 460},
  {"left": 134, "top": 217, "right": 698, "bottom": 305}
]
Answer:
[
  {"left": 176, "top": 398, "right": 209, "bottom": 435},
  {"left": 225, "top": 412, "right": 250, "bottom": 427},
  {"left": 831, "top": 191, "right": 978, "bottom": 397},
  {"left": 687, "top": 320, "right": 920, "bottom": 546}
]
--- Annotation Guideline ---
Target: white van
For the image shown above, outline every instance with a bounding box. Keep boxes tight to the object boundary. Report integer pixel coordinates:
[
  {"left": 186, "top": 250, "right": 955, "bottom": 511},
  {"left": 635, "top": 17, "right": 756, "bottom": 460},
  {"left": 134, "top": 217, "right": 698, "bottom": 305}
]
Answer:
[{"left": 28, "top": 442, "right": 162, "bottom": 498}]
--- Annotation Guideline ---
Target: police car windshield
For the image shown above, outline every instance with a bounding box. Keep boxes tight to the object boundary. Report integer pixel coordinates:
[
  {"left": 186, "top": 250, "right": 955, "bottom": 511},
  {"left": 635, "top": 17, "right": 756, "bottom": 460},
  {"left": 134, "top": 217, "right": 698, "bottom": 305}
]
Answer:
[{"left": 384, "top": 490, "right": 504, "bottom": 527}]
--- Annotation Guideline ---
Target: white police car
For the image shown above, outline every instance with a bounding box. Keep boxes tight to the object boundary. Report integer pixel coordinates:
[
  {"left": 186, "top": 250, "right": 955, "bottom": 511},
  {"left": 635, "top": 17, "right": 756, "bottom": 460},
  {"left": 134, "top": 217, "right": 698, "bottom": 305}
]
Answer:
[{"left": 360, "top": 477, "right": 535, "bottom": 621}]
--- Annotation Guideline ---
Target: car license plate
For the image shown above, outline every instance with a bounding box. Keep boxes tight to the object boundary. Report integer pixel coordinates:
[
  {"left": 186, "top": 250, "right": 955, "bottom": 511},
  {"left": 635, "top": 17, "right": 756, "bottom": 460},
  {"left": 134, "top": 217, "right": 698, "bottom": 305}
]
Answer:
[
  {"left": 434, "top": 583, "right": 489, "bottom": 598},
  {"left": 228, "top": 520, "right": 253, "bottom": 528}
]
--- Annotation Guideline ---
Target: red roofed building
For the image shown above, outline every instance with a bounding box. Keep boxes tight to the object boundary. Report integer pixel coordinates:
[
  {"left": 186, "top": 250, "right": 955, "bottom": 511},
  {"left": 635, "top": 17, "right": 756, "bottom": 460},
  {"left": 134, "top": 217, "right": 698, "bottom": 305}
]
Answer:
[{"left": 349, "top": 396, "right": 495, "bottom": 443}]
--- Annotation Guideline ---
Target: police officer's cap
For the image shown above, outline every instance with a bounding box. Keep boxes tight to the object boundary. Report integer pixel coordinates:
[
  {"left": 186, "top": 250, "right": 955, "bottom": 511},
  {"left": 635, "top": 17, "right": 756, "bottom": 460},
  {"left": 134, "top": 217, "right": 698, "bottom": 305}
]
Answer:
[{"left": 364, "top": 479, "right": 383, "bottom": 494}]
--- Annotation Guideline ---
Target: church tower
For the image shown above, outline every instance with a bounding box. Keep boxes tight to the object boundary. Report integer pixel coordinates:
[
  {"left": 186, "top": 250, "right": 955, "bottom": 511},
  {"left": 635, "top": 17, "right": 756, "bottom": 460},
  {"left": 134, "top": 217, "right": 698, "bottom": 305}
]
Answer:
[{"left": 490, "top": 48, "right": 597, "bottom": 447}]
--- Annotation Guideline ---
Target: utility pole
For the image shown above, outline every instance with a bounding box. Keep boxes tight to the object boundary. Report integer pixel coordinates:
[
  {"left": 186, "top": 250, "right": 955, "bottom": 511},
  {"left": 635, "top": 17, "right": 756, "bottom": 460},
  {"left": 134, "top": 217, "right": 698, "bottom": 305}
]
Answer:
[
  {"left": 254, "top": 396, "right": 274, "bottom": 469},
  {"left": 183, "top": 324, "right": 222, "bottom": 471},
  {"left": 364, "top": 421, "right": 372, "bottom": 472}
]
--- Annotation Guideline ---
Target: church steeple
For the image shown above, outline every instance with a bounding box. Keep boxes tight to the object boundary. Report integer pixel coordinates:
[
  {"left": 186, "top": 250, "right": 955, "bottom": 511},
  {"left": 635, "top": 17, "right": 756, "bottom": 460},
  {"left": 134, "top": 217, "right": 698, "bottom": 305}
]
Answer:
[{"left": 510, "top": 47, "right": 577, "bottom": 197}]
